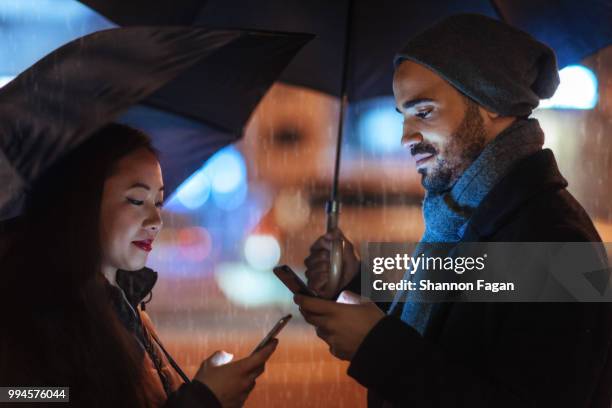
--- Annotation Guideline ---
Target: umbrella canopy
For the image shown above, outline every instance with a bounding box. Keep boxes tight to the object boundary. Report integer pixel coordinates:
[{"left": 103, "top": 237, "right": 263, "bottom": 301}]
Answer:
[
  {"left": 79, "top": 0, "right": 612, "bottom": 101},
  {"left": 0, "top": 26, "right": 312, "bottom": 220},
  {"left": 76, "top": 0, "right": 612, "bottom": 211}
]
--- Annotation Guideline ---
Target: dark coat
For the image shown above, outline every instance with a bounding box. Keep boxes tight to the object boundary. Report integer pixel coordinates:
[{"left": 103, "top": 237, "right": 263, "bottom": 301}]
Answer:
[
  {"left": 347, "top": 149, "right": 612, "bottom": 407},
  {"left": 110, "top": 268, "right": 221, "bottom": 408}
]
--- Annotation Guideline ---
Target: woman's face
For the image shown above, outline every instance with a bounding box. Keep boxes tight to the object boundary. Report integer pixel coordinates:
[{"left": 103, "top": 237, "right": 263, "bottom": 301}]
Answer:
[{"left": 99, "top": 148, "right": 164, "bottom": 274}]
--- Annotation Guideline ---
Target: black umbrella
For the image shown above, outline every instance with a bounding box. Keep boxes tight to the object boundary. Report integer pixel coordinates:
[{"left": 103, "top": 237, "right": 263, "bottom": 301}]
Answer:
[
  {"left": 78, "top": 0, "right": 612, "bottom": 98},
  {"left": 78, "top": 0, "right": 612, "bottom": 295},
  {"left": 0, "top": 26, "right": 311, "bottom": 220}
]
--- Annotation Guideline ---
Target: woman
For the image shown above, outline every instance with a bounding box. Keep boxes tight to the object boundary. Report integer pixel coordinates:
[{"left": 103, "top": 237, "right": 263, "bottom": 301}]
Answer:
[{"left": 0, "top": 123, "right": 275, "bottom": 407}]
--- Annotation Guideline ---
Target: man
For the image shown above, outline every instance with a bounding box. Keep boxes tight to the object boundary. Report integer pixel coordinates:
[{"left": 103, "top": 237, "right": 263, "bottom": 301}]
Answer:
[{"left": 295, "top": 14, "right": 612, "bottom": 407}]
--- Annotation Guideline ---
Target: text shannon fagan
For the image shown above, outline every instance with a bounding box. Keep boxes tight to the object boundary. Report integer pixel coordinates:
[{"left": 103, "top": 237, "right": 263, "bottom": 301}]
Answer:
[{"left": 372, "top": 279, "right": 515, "bottom": 293}]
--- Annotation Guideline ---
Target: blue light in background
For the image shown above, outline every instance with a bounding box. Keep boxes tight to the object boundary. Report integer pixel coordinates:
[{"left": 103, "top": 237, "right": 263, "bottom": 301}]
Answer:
[
  {"left": 176, "top": 169, "right": 211, "bottom": 210},
  {"left": 215, "top": 262, "right": 293, "bottom": 307},
  {"left": 171, "top": 146, "right": 248, "bottom": 211},
  {"left": 212, "top": 180, "right": 248, "bottom": 211},
  {"left": 0, "top": 0, "right": 113, "bottom": 77},
  {"left": 0, "top": 0, "right": 93, "bottom": 19},
  {"left": 539, "top": 65, "right": 598, "bottom": 110},
  {"left": 206, "top": 147, "right": 247, "bottom": 194},
  {"left": 358, "top": 100, "right": 403, "bottom": 154}
]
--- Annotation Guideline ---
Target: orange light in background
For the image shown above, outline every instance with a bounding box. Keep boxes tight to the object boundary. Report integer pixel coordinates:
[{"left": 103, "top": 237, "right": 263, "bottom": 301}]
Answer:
[
  {"left": 177, "top": 226, "right": 212, "bottom": 262},
  {"left": 273, "top": 188, "right": 311, "bottom": 232},
  {"left": 252, "top": 209, "right": 282, "bottom": 237}
]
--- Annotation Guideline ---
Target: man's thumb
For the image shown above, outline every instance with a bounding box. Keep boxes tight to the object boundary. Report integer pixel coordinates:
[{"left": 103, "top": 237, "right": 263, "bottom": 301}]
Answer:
[{"left": 336, "top": 290, "right": 367, "bottom": 305}]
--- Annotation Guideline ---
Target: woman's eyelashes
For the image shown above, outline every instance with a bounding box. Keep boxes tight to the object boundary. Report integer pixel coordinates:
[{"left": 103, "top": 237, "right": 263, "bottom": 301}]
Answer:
[
  {"left": 127, "top": 197, "right": 164, "bottom": 208},
  {"left": 127, "top": 197, "right": 144, "bottom": 206}
]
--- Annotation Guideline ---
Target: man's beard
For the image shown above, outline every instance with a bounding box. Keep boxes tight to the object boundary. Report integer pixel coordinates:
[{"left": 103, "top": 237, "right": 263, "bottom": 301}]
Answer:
[{"left": 415, "top": 100, "right": 487, "bottom": 193}]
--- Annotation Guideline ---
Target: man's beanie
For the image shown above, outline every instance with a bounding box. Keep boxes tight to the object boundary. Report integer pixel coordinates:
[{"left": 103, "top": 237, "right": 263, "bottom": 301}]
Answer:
[{"left": 394, "top": 14, "right": 560, "bottom": 117}]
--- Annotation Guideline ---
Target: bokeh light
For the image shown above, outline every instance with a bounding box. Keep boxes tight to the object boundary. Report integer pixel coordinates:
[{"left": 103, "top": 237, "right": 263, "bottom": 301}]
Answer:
[
  {"left": 539, "top": 65, "right": 598, "bottom": 110},
  {"left": 176, "top": 169, "right": 211, "bottom": 210},
  {"left": 177, "top": 226, "right": 212, "bottom": 262},
  {"left": 215, "top": 262, "right": 291, "bottom": 307},
  {"left": 206, "top": 147, "right": 247, "bottom": 194},
  {"left": 273, "top": 188, "right": 311, "bottom": 232},
  {"left": 212, "top": 179, "right": 248, "bottom": 211},
  {"left": 244, "top": 234, "right": 281, "bottom": 270},
  {"left": 172, "top": 146, "right": 248, "bottom": 211},
  {"left": 357, "top": 98, "right": 403, "bottom": 154}
]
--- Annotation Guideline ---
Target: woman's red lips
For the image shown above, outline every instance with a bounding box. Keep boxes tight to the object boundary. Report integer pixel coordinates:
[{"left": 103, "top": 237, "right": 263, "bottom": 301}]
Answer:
[{"left": 132, "top": 239, "right": 153, "bottom": 252}]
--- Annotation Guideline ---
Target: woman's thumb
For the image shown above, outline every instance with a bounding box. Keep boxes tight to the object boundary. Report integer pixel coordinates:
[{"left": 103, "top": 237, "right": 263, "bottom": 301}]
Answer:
[{"left": 207, "top": 350, "right": 234, "bottom": 367}]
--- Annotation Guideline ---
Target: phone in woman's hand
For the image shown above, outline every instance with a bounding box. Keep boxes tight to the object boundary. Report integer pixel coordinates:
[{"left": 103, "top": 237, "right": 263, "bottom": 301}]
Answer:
[{"left": 252, "top": 314, "right": 292, "bottom": 354}]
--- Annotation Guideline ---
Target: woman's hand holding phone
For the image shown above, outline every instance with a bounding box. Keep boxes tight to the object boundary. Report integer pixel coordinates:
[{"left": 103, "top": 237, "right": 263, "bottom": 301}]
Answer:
[{"left": 194, "top": 340, "right": 278, "bottom": 408}]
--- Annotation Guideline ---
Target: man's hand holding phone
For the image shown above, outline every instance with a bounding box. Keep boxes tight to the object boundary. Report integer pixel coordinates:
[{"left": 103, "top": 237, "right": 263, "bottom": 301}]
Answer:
[
  {"left": 273, "top": 265, "right": 318, "bottom": 298},
  {"left": 293, "top": 291, "right": 384, "bottom": 361}
]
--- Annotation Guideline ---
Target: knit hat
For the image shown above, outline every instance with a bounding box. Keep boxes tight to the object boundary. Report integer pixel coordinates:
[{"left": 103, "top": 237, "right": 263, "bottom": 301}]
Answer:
[{"left": 394, "top": 14, "right": 560, "bottom": 116}]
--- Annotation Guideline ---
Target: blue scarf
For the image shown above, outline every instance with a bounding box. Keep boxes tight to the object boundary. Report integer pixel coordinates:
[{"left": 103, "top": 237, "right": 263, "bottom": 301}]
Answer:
[{"left": 389, "top": 118, "right": 545, "bottom": 334}]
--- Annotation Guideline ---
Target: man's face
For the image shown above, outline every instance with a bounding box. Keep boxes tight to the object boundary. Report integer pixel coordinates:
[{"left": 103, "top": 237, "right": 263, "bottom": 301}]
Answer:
[{"left": 393, "top": 60, "right": 487, "bottom": 193}]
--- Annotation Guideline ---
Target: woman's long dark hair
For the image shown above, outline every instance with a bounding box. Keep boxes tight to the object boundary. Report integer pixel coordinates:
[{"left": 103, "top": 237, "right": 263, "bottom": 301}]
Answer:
[{"left": 0, "top": 123, "right": 158, "bottom": 407}]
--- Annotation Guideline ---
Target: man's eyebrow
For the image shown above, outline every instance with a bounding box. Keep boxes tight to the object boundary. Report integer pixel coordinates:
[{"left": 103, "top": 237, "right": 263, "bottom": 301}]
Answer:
[
  {"left": 129, "top": 182, "right": 164, "bottom": 191},
  {"left": 397, "top": 98, "right": 435, "bottom": 112}
]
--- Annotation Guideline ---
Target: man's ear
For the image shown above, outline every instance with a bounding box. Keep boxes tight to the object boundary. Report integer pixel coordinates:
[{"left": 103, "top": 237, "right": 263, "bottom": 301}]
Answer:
[
  {"left": 478, "top": 105, "right": 517, "bottom": 139},
  {"left": 481, "top": 105, "right": 501, "bottom": 120}
]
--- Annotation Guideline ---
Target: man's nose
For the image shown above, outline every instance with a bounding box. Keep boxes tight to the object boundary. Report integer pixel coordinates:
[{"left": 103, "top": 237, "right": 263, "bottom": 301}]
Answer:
[{"left": 401, "top": 131, "right": 423, "bottom": 150}]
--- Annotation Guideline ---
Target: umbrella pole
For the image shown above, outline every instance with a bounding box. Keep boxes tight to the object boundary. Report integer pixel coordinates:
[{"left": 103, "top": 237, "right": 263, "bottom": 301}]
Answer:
[
  {"left": 325, "top": 0, "right": 353, "bottom": 297},
  {"left": 326, "top": 92, "right": 347, "bottom": 232}
]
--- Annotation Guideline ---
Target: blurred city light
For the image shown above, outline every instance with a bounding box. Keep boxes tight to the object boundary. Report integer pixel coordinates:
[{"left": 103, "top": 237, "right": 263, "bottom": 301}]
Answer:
[
  {"left": 357, "top": 97, "right": 403, "bottom": 154},
  {"left": 0, "top": 0, "right": 113, "bottom": 76},
  {"left": 539, "top": 65, "right": 598, "bottom": 110},
  {"left": 273, "top": 188, "right": 311, "bottom": 232},
  {"left": 215, "top": 262, "right": 291, "bottom": 307},
  {"left": 177, "top": 226, "right": 212, "bottom": 262},
  {"left": 206, "top": 146, "right": 247, "bottom": 194},
  {"left": 244, "top": 234, "right": 281, "bottom": 270},
  {"left": 172, "top": 146, "right": 248, "bottom": 211},
  {"left": 176, "top": 169, "right": 211, "bottom": 210},
  {"left": 212, "top": 179, "right": 248, "bottom": 211},
  {"left": 0, "top": 0, "right": 93, "bottom": 19}
]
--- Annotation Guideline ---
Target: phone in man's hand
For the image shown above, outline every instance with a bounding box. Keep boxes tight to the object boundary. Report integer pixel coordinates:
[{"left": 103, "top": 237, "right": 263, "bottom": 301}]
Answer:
[
  {"left": 252, "top": 314, "right": 292, "bottom": 354},
  {"left": 273, "top": 265, "right": 318, "bottom": 297}
]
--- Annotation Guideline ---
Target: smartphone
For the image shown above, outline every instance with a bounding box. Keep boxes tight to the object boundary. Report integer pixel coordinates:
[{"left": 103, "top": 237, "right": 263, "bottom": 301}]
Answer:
[
  {"left": 252, "top": 314, "right": 292, "bottom": 354},
  {"left": 273, "top": 265, "right": 318, "bottom": 297}
]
